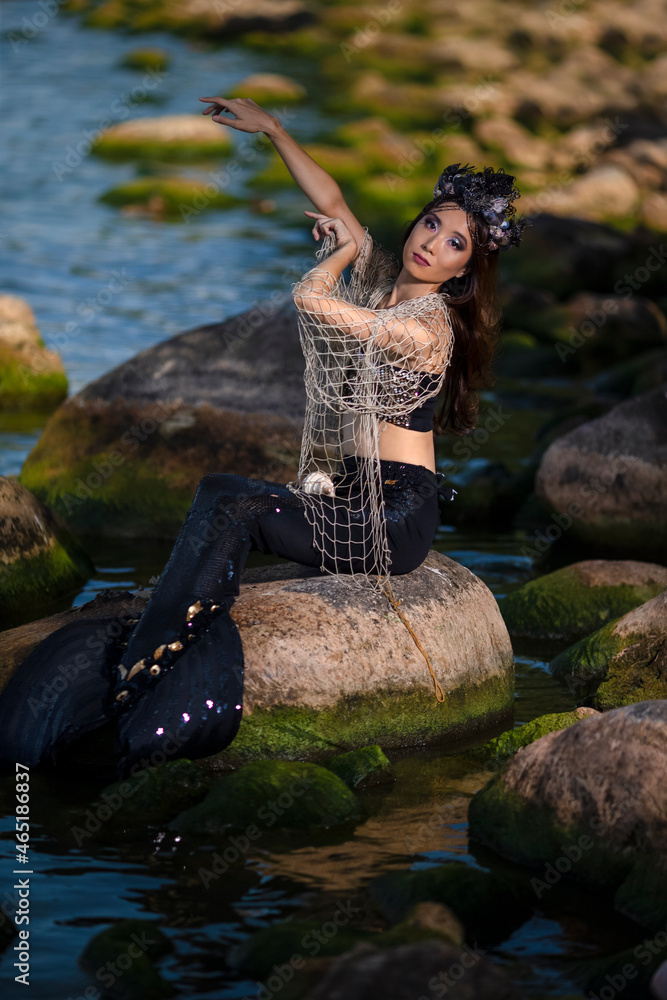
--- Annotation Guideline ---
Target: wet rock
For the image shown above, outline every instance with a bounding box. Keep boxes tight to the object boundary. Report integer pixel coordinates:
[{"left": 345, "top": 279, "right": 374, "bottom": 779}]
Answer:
[
  {"left": 19, "top": 300, "right": 306, "bottom": 537},
  {"left": 0, "top": 293, "right": 67, "bottom": 412},
  {"left": 369, "top": 861, "right": 530, "bottom": 946},
  {"left": 0, "top": 551, "right": 514, "bottom": 763},
  {"left": 95, "top": 759, "right": 218, "bottom": 830},
  {"left": 92, "top": 113, "right": 233, "bottom": 160},
  {"left": 321, "top": 745, "right": 394, "bottom": 790},
  {"left": 79, "top": 919, "right": 175, "bottom": 999},
  {"left": 99, "top": 176, "right": 241, "bottom": 217},
  {"left": 534, "top": 385, "right": 667, "bottom": 556},
  {"left": 468, "top": 707, "right": 598, "bottom": 763},
  {"left": 302, "top": 940, "right": 519, "bottom": 1000},
  {"left": 229, "top": 72, "right": 306, "bottom": 103},
  {"left": 169, "top": 760, "right": 361, "bottom": 833},
  {"left": 550, "top": 591, "right": 667, "bottom": 709},
  {"left": 497, "top": 559, "right": 667, "bottom": 642},
  {"left": 467, "top": 700, "right": 667, "bottom": 931},
  {"left": 230, "top": 912, "right": 364, "bottom": 979},
  {"left": 0, "top": 477, "right": 93, "bottom": 628},
  {"left": 119, "top": 47, "right": 171, "bottom": 72}
]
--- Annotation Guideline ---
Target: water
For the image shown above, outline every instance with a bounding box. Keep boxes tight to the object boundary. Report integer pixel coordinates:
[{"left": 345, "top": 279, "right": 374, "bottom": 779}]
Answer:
[{"left": 0, "top": 6, "right": 647, "bottom": 997}]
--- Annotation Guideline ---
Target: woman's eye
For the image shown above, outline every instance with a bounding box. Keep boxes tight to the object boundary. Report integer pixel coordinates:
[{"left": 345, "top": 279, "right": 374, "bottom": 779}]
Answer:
[{"left": 448, "top": 238, "right": 461, "bottom": 250}]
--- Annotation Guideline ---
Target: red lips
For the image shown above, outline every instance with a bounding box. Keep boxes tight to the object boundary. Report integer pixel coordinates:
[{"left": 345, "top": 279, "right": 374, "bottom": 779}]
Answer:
[{"left": 413, "top": 252, "right": 430, "bottom": 266}]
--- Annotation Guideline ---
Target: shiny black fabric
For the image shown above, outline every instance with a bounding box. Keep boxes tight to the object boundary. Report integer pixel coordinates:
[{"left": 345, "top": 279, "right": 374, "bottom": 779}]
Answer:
[{"left": 0, "top": 458, "right": 454, "bottom": 779}]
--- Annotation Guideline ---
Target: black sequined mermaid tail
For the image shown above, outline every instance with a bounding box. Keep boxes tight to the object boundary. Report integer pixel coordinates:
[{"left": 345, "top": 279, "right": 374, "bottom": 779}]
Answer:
[{"left": 0, "top": 474, "right": 304, "bottom": 780}]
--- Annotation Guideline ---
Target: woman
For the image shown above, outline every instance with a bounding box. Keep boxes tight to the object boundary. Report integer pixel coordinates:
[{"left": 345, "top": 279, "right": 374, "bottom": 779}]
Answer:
[{"left": 0, "top": 98, "right": 526, "bottom": 780}]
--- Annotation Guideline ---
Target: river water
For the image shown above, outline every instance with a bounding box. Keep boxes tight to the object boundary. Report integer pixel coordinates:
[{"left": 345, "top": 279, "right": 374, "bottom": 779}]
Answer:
[{"left": 0, "top": 4, "right": 645, "bottom": 997}]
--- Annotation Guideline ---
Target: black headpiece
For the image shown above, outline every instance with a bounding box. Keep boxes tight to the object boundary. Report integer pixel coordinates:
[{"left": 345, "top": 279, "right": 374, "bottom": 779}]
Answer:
[{"left": 432, "top": 163, "right": 529, "bottom": 252}]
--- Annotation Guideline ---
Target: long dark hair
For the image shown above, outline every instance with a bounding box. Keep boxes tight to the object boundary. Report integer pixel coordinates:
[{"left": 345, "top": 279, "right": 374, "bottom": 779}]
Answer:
[{"left": 401, "top": 198, "right": 501, "bottom": 436}]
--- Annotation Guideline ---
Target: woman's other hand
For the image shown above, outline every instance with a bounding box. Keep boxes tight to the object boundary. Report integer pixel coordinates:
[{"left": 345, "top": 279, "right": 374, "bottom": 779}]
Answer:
[
  {"left": 304, "top": 211, "right": 358, "bottom": 255},
  {"left": 199, "top": 96, "right": 277, "bottom": 134}
]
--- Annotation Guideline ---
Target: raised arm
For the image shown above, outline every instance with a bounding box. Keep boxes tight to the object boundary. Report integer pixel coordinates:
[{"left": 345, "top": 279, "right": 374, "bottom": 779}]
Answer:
[{"left": 198, "top": 96, "right": 367, "bottom": 256}]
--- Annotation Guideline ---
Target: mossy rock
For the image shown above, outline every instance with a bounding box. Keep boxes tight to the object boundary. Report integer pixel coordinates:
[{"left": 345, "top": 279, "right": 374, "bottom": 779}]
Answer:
[
  {"left": 468, "top": 707, "right": 598, "bottom": 764},
  {"left": 0, "top": 342, "right": 68, "bottom": 412},
  {"left": 368, "top": 861, "right": 530, "bottom": 946},
  {"left": 94, "top": 759, "right": 218, "bottom": 830},
  {"left": 99, "top": 176, "right": 241, "bottom": 218},
  {"left": 79, "top": 920, "right": 175, "bottom": 1000},
  {"left": 119, "top": 48, "right": 171, "bottom": 72},
  {"left": 320, "top": 744, "right": 393, "bottom": 790},
  {"left": 229, "top": 72, "right": 307, "bottom": 105},
  {"left": 550, "top": 592, "right": 667, "bottom": 709},
  {"left": 497, "top": 560, "right": 667, "bottom": 642},
  {"left": 92, "top": 114, "right": 233, "bottom": 162},
  {"left": 169, "top": 760, "right": 361, "bottom": 834},
  {"left": 614, "top": 853, "right": 667, "bottom": 931},
  {"left": 0, "top": 477, "right": 93, "bottom": 625}
]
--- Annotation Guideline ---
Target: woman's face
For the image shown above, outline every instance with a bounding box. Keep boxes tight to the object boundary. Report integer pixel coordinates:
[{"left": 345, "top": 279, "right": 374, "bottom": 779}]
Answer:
[{"left": 403, "top": 203, "right": 473, "bottom": 285}]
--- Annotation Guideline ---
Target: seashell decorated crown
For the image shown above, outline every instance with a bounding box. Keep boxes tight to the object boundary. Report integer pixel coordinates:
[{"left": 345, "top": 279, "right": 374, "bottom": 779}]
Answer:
[{"left": 432, "top": 163, "right": 529, "bottom": 252}]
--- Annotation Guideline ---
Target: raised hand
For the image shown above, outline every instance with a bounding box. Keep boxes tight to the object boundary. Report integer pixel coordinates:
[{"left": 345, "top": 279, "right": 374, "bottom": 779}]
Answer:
[
  {"left": 304, "top": 211, "right": 358, "bottom": 253},
  {"left": 198, "top": 96, "right": 276, "bottom": 134}
]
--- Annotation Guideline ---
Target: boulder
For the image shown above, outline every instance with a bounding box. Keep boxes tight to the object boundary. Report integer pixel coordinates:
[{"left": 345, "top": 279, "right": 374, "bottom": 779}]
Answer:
[
  {"left": 229, "top": 72, "right": 307, "bottom": 104},
  {"left": 0, "top": 477, "right": 93, "bottom": 627},
  {"left": 169, "top": 760, "right": 360, "bottom": 833},
  {"left": 0, "top": 293, "right": 67, "bottom": 412},
  {"left": 91, "top": 113, "right": 233, "bottom": 160},
  {"left": 301, "top": 940, "right": 519, "bottom": 1000},
  {"left": 79, "top": 920, "right": 175, "bottom": 1000},
  {"left": 534, "top": 384, "right": 667, "bottom": 556},
  {"left": 99, "top": 176, "right": 241, "bottom": 218},
  {"left": 468, "top": 706, "right": 598, "bottom": 763},
  {"left": 0, "top": 551, "right": 514, "bottom": 764},
  {"left": 19, "top": 300, "right": 307, "bottom": 538},
  {"left": 497, "top": 559, "right": 667, "bottom": 642},
  {"left": 321, "top": 745, "right": 394, "bottom": 790},
  {"left": 550, "top": 591, "right": 667, "bottom": 709},
  {"left": 467, "top": 700, "right": 667, "bottom": 931}
]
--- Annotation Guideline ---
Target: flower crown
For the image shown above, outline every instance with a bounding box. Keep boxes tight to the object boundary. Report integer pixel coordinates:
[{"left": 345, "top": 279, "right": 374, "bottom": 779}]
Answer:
[{"left": 432, "top": 163, "right": 529, "bottom": 251}]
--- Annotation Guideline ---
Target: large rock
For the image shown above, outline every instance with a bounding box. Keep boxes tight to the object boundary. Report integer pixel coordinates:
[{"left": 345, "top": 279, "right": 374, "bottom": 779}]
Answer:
[
  {"left": 0, "top": 293, "right": 67, "bottom": 412},
  {"left": 91, "top": 114, "right": 234, "bottom": 160},
  {"left": 497, "top": 559, "right": 667, "bottom": 642},
  {"left": 550, "top": 591, "right": 667, "bottom": 709},
  {"left": 19, "top": 300, "right": 307, "bottom": 538},
  {"left": 0, "top": 551, "right": 514, "bottom": 764},
  {"left": 0, "top": 477, "right": 92, "bottom": 627},
  {"left": 534, "top": 384, "right": 667, "bottom": 556},
  {"left": 468, "top": 700, "right": 667, "bottom": 931}
]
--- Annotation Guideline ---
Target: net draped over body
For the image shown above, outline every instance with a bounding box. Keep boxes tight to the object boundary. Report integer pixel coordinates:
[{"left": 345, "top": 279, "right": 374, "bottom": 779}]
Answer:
[{"left": 287, "top": 226, "right": 454, "bottom": 588}]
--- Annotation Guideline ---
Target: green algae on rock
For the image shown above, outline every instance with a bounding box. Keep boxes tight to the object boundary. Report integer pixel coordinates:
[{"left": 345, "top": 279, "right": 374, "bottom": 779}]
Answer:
[
  {"left": 467, "top": 700, "right": 667, "bottom": 931},
  {"left": 0, "top": 477, "right": 93, "bottom": 626},
  {"left": 550, "top": 591, "right": 667, "bottom": 709},
  {"left": 169, "top": 760, "right": 361, "bottom": 834},
  {"left": 79, "top": 919, "right": 175, "bottom": 1000},
  {"left": 91, "top": 114, "right": 233, "bottom": 161},
  {"left": 369, "top": 860, "right": 530, "bottom": 947},
  {"left": 320, "top": 745, "right": 393, "bottom": 790},
  {"left": 468, "top": 706, "right": 598, "bottom": 763},
  {"left": 229, "top": 72, "right": 306, "bottom": 104},
  {"left": 497, "top": 559, "right": 667, "bottom": 642},
  {"left": 99, "top": 176, "right": 241, "bottom": 218},
  {"left": 0, "top": 293, "right": 68, "bottom": 413},
  {"left": 119, "top": 47, "right": 172, "bottom": 72},
  {"left": 97, "top": 760, "right": 218, "bottom": 830}
]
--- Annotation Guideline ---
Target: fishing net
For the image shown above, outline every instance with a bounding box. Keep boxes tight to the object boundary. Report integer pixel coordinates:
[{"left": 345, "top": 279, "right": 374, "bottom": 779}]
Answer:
[{"left": 287, "top": 226, "right": 454, "bottom": 592}]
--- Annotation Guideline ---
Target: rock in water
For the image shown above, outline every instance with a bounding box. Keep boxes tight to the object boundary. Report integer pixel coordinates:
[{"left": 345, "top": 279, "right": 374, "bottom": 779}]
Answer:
[
  {"left": 534, "top": 384, "right": 667, "bottom": 557},
  {"left": 0, "top": 552, "right": 514, "bottom": 763},
  {"left": 0, "top": 477, "right": 92, "bottom": 627},
  {"left": 468, "top": 700, "right": 667, "bottom": 930},
  {"left": 497, "top": 558, "right": 667, "bottom": 641},
  {"left": 550, "top": 590, "right": 667, "bottom": 709},
  {"left": 19, "top": 301, "right": 307, "bottom": 538}
]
